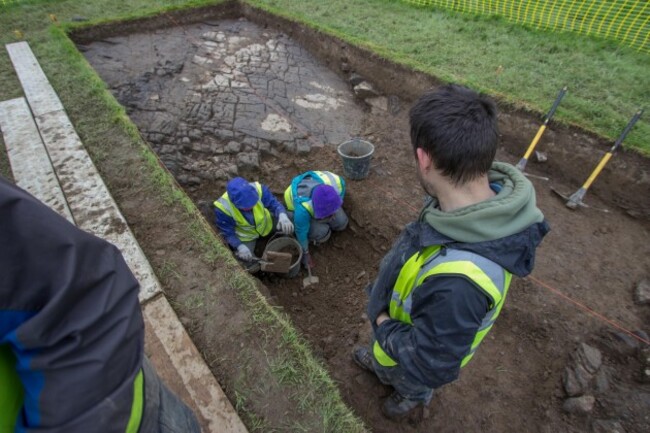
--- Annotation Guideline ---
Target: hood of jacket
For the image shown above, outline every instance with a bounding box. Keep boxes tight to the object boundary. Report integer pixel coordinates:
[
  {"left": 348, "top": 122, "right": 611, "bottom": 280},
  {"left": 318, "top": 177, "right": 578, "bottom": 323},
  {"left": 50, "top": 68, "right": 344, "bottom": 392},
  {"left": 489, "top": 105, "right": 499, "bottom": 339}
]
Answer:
[{"left": 418, "top": 162, "right": 550, "bottom": 276}]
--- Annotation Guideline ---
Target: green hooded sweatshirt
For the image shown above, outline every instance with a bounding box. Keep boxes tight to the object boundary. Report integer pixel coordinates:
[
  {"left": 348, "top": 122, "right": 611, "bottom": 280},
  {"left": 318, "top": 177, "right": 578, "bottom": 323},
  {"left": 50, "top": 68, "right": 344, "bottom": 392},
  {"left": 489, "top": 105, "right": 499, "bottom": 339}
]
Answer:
[{"left": 420, "top": 162, "right": 545, "bottom": 243}]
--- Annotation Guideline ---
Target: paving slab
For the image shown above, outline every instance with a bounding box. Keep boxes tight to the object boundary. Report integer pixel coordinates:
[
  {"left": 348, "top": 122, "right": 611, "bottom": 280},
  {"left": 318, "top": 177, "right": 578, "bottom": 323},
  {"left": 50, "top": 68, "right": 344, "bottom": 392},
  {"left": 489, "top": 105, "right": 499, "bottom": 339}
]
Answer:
[
  {"left": 6, "top": 42, "right": 64, "bottom": 117},
  {"left": 143, "top": 296, "right": 249, "bottom": 433},
  {"left": 35, "top": 109, "right": 162, "bottom": 303},
  {"left": 0, "top": 97, "right": 73, "bottom": 222}
]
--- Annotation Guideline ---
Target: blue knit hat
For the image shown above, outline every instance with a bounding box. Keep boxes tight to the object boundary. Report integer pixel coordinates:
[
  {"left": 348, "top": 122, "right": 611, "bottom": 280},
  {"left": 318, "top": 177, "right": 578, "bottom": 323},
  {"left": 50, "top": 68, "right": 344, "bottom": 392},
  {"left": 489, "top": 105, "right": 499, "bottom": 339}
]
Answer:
[
  {"left": 227, "top": 177, "right": 258, "bottom": 209},
  {"left": 312, "top": 184, "right": 342, "bottom": 218}
]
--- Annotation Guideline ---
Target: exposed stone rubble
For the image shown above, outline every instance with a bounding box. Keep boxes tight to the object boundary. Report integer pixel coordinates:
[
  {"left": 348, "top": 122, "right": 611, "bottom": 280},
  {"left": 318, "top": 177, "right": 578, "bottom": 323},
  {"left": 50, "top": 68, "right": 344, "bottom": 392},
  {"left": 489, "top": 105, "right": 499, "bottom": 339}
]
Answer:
[
  {"left": 94, "top": 19, "right": 365, "bottom": 188},
  {"left": 345, "top": 65, "right": 400, "bottom": 115},
  {"left": 561, "top": 337, "right": 650, "bottom": 431},
  {"left": 563, "top": 342, "right": 603, "bottom": 399}
]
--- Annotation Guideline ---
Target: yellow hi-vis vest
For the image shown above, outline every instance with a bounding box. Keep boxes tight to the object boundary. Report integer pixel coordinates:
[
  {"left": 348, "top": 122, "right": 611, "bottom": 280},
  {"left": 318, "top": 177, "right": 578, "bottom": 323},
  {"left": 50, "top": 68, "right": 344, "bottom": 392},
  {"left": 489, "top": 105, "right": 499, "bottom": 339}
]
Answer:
[
  {"left": 373, "top": 245, "right": 512, "bottom": 368},
  {"left": 283, "top": 171, "right": 344, "bottom": 216},
  {"left": 214, "top": 182, "right": 272, "bottom": 242}
]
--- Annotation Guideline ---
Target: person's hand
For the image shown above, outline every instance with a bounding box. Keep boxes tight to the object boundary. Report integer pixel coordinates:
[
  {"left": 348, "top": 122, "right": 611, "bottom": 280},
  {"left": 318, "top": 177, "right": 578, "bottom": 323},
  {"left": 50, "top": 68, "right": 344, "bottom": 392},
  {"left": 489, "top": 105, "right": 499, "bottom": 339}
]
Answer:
[
  {"left": 277, "top": 213, "right": 294, "bottom": 235},
  {"left": 236, "top": 244, "right": 253, "bottom": 261},
  {"left": 301, "top": 251, "right": 314, "bottom": 269},
  {"left": 376, "top": 311, "right": 390, "bottom": 326}
]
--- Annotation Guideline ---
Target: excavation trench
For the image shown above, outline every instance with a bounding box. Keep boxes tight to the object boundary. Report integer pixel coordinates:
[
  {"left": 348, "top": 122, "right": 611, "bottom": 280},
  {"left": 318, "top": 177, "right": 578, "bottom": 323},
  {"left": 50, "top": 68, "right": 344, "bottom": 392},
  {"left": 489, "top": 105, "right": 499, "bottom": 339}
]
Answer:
[{"left": 75, "top": 3, "right": 650, "bottom": 432}]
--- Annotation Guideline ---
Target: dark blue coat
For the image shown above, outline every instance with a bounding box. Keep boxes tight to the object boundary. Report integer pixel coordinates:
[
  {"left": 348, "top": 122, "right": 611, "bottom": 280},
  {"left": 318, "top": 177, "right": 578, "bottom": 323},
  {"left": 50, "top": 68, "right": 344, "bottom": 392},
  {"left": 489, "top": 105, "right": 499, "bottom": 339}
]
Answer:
[
  {"left": 367, "top": 218, "right": 549, "bottom": 389},
  {"left": 0, "top": 177, "right": 143, "bottom": 432}
]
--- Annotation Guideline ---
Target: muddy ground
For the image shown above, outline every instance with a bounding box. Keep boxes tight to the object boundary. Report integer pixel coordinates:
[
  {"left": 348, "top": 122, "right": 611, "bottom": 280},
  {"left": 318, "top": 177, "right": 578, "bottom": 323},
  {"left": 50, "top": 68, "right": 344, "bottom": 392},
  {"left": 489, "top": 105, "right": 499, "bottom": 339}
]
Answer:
[{"left": 76, "top": 3, "right": 650, "bottom": 432}]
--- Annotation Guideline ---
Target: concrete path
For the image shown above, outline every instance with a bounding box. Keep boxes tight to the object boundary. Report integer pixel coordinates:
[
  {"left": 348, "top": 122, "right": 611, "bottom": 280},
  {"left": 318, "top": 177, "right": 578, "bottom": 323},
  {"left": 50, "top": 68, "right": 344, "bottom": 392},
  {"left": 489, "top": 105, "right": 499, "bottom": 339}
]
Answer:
[
  {"left": 0, "top": 97, "right": 73, "bottom": 222},
  {"left": 1, "top": 41, "right": 248, "bottom": 433}
]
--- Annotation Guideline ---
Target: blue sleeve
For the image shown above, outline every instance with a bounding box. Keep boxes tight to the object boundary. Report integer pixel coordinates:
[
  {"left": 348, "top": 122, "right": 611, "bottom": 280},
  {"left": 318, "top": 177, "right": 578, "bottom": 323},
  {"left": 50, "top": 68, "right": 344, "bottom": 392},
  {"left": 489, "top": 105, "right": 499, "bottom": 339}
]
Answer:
[
  {"left": 214, "top": 207, "right": 241, "bottom": 249},
  {"left": 260, "top": 184, "right": 286, "bottom": 219},
  {"left": 293, "top": 204, "right": 311, "bottom": 251},
  {"left": 340, "top": 176, "right": 346, "bottom": 199},
  {"left": 374, "top": 275, "right": 489, "bottom": 388}
]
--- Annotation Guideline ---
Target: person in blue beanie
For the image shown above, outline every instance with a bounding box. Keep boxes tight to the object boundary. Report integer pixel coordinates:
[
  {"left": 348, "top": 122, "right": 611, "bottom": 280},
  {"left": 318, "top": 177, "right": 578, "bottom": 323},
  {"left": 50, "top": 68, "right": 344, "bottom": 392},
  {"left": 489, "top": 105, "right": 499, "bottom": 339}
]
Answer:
[
  {"left": 283, "top": 170, "right": 347, "bottom": 269},
  {"left": 214, "top": 177, "right": 293, "bottom": 271}
]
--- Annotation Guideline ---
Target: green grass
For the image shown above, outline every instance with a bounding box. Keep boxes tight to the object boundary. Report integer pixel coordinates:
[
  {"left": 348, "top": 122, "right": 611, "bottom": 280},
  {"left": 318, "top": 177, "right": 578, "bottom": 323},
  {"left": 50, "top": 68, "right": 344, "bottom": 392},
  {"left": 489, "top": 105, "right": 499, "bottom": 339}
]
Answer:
[
  {"left": 246, "top": 0, "right": 649, "bottom": 154},
  {"left": 0, "top": 135, "right": 11, "bottom": 180}
]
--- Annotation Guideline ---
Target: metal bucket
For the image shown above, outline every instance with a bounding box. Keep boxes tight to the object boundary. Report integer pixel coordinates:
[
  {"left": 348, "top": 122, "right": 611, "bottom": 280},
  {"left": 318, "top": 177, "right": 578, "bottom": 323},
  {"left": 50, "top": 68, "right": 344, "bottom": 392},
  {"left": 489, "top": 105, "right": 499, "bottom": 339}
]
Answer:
[
  {"left": 337, "top": 138, "right": 374, "bottom": 180},
  {"left": 262, "top": 235, "right": 302, "bottom": 278}
]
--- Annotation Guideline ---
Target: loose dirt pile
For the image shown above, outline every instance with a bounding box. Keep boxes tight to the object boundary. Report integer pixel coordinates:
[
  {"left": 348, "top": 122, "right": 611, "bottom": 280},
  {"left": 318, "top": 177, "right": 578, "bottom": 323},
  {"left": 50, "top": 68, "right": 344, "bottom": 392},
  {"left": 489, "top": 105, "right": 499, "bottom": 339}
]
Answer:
[{"left": 78, "top": 5, "right": 650, "bottom": 432}]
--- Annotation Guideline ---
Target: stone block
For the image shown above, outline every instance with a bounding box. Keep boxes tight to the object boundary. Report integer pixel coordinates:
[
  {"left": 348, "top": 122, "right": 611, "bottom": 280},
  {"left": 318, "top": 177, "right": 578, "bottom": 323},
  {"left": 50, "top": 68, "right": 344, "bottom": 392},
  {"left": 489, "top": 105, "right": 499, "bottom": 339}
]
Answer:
[
  {"left": 296, "top": 139, "right": 311, "bottom": 155},
  {"left": 634, "top": 279, "right": 650, "bottom": 305},
  {"left": 353, "top": 81, "right": 378, "bottom": 99},
  {"left": 577, "top": 343, "right": 603, "bottom": 374},
  {"left": 563, "top": 395, "right": 595, "bottom": 414},
  {"left": 563, "top": 366, "right": 591, "bottom": 397},
  {"left": 226, "top": 141, "right": 241, "bottom": 154},
  {"left": 367, "top": 96, "right": 388, "bottom": 113},
  {"left": 236, "top": 152, "right": 260, "bottom": 170},
  {"left": 258, "top": 140, "right": 272, "bottom": 155}
]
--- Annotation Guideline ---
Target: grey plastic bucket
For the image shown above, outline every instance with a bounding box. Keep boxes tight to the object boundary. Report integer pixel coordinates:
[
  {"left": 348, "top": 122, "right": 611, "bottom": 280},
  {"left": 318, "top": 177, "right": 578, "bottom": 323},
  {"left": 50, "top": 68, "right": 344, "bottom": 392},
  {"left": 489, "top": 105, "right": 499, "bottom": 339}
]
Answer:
[
  {"left": 263, "top": 236, "right": 302, "bottom": 278},
  {"left": 337, "top": 138, "right": 374, "bottom": 180}
]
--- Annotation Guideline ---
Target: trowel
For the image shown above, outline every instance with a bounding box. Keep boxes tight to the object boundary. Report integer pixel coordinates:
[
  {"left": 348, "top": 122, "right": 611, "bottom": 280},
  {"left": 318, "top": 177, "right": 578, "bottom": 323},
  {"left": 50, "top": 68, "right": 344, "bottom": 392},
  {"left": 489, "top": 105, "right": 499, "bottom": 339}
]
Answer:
[{"left": 303, "top": 265, "right": 319, "bottom": 288}]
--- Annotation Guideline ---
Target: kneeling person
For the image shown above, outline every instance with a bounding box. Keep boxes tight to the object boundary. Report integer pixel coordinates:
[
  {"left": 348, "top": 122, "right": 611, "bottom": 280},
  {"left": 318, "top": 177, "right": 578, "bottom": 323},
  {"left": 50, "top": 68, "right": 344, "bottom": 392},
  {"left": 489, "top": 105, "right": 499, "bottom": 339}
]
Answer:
[
  {"left": 284, "top": 170, "right": 347, "bottom": 268},
  {"left": 214, "top": 177, "right": 293, "bottom": 269}
]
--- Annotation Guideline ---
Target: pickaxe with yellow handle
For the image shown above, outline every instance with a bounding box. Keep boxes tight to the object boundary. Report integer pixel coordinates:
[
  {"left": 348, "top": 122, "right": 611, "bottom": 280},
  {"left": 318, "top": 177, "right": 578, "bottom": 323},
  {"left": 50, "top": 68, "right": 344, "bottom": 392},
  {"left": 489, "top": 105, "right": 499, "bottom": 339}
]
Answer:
[
  {"left": 516, "top": 86, "right": 568, "bottom": 172},
  {"left": 563, "top": 109, "right": 643, "bottom": 210}
]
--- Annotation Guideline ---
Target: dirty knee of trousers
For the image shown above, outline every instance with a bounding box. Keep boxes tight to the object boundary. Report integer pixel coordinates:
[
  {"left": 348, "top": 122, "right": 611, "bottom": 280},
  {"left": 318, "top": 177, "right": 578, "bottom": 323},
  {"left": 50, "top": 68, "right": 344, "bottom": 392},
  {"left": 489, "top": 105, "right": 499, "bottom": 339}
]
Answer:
[
  {"left": 310, "top": 228, "right": 331, "bottom": 246},
  {"left": 308, "top": 221, "right": 332, "bottom": 245},
  {"left": 329, "top": 208, "right": 349, "bottom": 231},
  {"left": 370, "top": 349, "right": 434, "bottom": 405}
]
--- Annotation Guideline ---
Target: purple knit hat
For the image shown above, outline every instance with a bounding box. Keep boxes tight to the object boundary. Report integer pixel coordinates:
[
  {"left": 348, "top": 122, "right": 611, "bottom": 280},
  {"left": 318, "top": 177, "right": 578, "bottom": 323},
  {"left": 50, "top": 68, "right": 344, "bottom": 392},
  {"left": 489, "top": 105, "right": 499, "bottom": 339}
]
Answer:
[
  {"left": 312, "top": 184, "right": 342, "bottom": 218},
  {"left": 227, "top": 177, "right": 258, "bottom": 209}
]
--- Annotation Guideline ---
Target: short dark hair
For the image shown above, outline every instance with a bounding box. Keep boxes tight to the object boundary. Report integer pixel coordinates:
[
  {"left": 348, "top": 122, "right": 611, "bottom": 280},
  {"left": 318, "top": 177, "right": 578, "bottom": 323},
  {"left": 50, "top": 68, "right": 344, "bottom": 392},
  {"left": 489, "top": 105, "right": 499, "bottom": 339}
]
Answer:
[{"left": 409, "top": 84, "right": 498, "bottom": 185}]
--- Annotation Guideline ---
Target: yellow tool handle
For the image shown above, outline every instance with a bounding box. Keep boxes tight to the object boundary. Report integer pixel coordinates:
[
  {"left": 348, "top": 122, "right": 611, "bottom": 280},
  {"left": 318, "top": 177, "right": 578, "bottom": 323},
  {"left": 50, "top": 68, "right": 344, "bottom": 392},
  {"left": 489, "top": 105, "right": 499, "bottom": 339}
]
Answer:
[
  {"left": 523, "top": 125, "right": 546, "bottom": 160},
  {"left": 582, "top": 152, "right": 613, "bottom": 190}
]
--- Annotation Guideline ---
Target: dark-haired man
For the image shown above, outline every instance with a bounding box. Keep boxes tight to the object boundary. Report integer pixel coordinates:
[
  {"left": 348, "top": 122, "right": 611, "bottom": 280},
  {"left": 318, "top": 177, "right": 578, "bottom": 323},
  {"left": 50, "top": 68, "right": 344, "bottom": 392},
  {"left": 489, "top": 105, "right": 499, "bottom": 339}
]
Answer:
[{"left": 353, "top": 84, "right": 550, "bottom": 420}]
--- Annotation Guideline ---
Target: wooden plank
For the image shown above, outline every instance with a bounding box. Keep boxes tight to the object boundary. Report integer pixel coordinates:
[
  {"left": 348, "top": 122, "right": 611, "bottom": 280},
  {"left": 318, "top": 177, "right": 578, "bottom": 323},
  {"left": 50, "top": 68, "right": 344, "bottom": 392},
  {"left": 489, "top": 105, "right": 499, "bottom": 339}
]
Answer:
[
  {"left": 143, "top": 297, "right": 249, "bottom": 433},
  {"left": 260, "top": 251, "right": 292, "bottom": 273},
  {"left": 6, "top": 42, "right": 64, "bottom": 117},
  {"left": 0, "top": 97, "right": 73, "bottom": 222}
]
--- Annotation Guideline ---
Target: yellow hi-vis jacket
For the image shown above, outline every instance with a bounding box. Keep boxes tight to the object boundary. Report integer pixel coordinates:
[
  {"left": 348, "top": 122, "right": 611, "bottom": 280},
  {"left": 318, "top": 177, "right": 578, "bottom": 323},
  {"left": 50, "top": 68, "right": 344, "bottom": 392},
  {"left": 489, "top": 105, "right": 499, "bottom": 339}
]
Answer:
[
  {"left": 214, "top": 182, "right": 272, "bottom": 242},
  {"left": 283, "top": 171, "right": 344, "bottom": 217},
  {"left": 373, "top": 245, "right": 512, "bottom": 368}
]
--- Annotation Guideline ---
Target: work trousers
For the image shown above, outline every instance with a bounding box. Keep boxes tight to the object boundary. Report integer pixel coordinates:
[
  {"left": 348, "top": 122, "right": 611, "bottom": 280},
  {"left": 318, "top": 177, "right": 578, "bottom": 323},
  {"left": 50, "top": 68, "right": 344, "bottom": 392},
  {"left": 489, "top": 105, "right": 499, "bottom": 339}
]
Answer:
[
  {"left": 139, "top": 356, "right": 201, "bottom": 433},
  {"left": 308, "top": 208, "right": 348, "bottom": 244},
  {"left": 369, "top": 341, "right": 435, "bottom": 404}
]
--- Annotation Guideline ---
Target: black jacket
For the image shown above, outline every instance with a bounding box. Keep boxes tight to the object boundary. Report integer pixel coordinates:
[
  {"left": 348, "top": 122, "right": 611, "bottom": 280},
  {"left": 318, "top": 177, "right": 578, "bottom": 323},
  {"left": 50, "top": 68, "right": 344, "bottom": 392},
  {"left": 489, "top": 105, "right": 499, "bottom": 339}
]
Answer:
[{"left": 367, "top": 218, "right": 549, "bottom": 389}]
